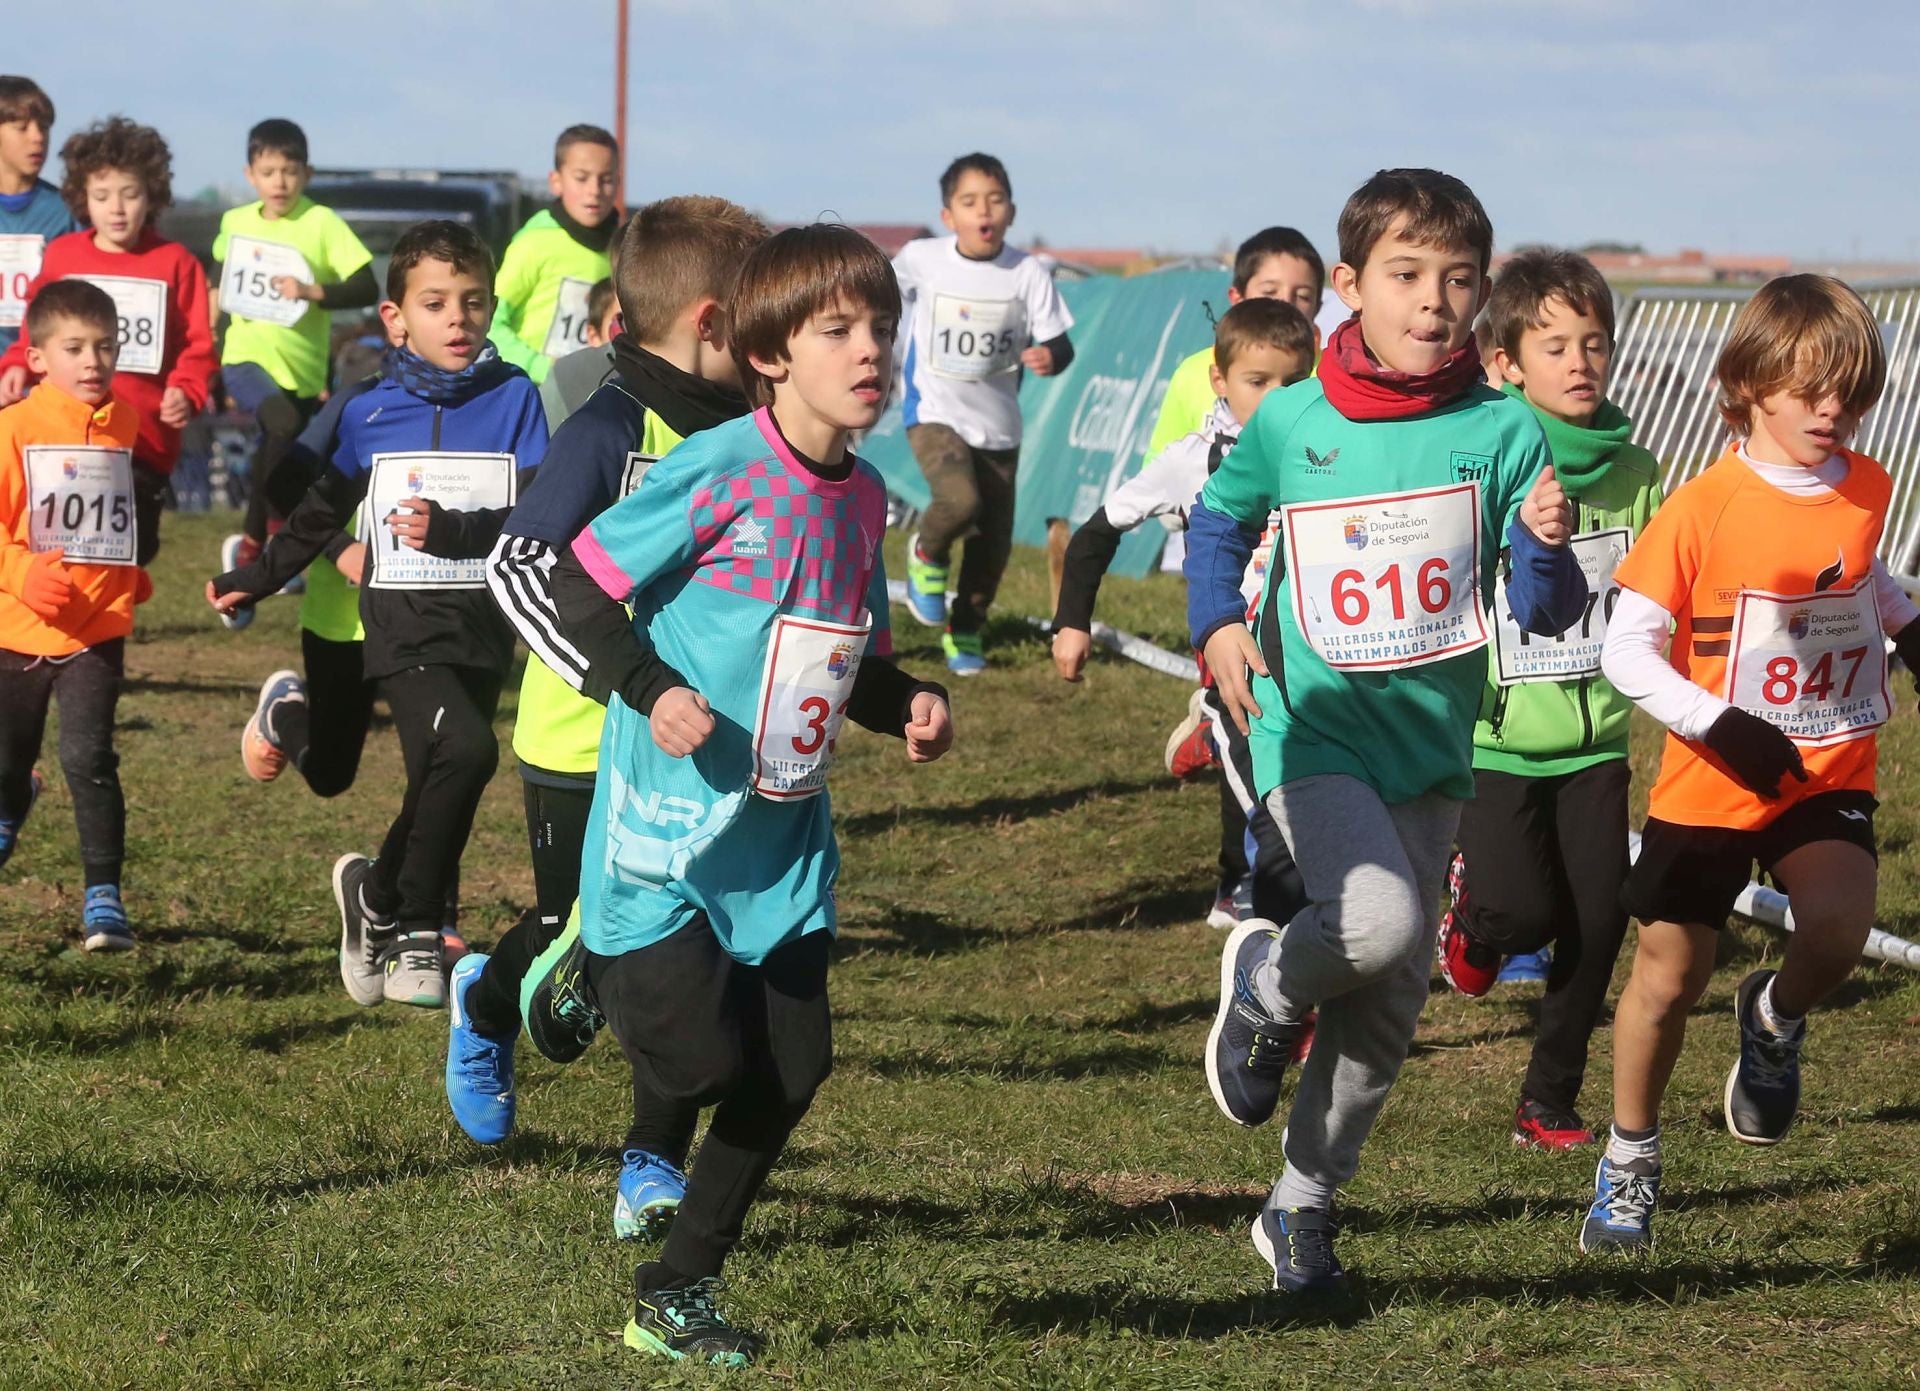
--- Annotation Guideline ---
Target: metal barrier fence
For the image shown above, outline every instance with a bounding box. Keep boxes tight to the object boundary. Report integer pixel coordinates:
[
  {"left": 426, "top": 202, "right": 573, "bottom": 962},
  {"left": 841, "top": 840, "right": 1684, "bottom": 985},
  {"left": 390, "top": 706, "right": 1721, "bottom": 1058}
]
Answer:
[{"left": 1611, "top": 281, "right": 1920, "bottom": 568}]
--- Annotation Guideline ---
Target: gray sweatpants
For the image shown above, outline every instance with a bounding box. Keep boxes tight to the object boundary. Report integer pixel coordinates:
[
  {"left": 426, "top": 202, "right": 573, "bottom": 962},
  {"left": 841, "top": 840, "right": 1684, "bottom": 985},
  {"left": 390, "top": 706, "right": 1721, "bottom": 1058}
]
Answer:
[{"left": 1254, "top": 773, "right": 1461, "bottom": 1212}]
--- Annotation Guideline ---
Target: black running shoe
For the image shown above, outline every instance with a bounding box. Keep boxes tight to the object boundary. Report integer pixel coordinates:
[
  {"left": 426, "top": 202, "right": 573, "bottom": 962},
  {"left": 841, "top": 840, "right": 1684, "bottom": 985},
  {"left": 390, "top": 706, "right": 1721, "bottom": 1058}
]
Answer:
[
  {"left": 1725, "top": 968, "right": 1802, "bottom": 1145},
  {"left": 521, "top": 918, "right": 603, "bottom": 1065},
  {"left": 624, "top": 1267, "right": 761, "bottom": 1367},
  {"left": 1205, "top": 921, "right": 1303, "bottom": 1127},
  {"left": 1252, "top": 1206, "right": 1348, "bottom": 1294}
]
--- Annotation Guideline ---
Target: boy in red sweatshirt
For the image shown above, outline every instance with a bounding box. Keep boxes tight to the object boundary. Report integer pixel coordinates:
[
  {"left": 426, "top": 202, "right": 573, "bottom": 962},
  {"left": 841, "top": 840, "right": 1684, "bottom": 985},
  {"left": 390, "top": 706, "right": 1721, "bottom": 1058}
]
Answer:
[
  {"left": 0, "top": 117, "right": 215, "bottom": 564},
  {"left": 0, "top": 280, "right": 144, "bottom": 948}
]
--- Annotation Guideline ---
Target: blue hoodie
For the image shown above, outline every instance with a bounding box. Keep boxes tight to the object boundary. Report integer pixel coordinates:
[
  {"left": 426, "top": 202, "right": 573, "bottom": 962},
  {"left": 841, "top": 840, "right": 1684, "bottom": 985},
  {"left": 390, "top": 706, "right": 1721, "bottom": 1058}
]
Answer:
[{"left": 0, "top": 179, "right": 79, "bottom": 355}]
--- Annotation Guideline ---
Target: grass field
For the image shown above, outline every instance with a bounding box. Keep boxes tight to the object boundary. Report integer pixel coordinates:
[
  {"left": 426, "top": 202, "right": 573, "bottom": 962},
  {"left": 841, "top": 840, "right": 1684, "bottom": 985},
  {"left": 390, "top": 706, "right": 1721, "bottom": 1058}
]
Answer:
[{"left": 4, "top": 512, "right": 1919, "bottom": 1389}]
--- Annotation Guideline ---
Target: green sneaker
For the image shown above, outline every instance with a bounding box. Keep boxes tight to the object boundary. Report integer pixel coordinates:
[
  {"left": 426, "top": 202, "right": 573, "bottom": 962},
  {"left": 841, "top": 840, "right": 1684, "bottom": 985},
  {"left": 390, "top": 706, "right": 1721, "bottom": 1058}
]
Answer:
[
  {"left": 904, "top": 531, "right": 948, "bottom": 627},
  {"left": 624, "top": 1270, "right": 761, "bottom": 1368},
  {"left": 942, "top": 629, "right": 986, "bottom": 676},
  {"left": 520, "top": 912, "right": 603, "bottom": 1064}
]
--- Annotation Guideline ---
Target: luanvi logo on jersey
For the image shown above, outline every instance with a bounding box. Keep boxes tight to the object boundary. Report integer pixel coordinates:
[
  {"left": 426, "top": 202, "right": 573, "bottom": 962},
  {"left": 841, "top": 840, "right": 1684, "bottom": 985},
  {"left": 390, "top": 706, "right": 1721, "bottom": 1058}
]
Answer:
[
  {"left": 729, "top": 515, "right": 769, "bottom": 557},
  {"left": 1450, "top": 451, "right": 1493, "bottom": 483},
  {"left": 1303, "top": 445, "right": 1340, "bottom": 474}
]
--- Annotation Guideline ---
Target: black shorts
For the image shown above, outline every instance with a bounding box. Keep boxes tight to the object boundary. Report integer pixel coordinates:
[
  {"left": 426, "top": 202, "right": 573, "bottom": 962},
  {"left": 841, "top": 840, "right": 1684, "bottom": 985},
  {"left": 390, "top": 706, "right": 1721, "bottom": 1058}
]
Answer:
[{"left": 1623, "top": 790, "right": 1878, "bottom": 929}]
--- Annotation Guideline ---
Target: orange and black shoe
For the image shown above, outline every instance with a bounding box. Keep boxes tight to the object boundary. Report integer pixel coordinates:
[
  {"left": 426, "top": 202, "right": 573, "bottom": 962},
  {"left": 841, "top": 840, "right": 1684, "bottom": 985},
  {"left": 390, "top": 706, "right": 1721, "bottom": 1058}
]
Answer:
[{"left": 1512, "top": 1097, "right": 1596, "bottom": 1151}]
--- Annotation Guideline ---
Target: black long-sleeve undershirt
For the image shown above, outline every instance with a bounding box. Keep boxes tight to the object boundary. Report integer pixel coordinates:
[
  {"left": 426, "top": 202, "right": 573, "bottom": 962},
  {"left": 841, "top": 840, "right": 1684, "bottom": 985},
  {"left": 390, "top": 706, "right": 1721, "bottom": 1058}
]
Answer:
[{"left": 1050, "top": 506, "right": 1125, "bottom": 633}]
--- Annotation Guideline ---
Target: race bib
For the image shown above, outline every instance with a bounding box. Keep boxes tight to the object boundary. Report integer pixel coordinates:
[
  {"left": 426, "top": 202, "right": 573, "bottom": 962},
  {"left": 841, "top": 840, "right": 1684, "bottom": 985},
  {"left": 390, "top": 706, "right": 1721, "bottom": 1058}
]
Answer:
[
  {"left": 541, "top": 276, "right": 596, "bottom": 359},
  {"left": 77, "top": 274, "right": 168, "bottom": 375},
  {"left": 23, "top": 445, "right": 135, "bottom": 565},
  {"left": 930, "top": 293, "right": 1022, "bottom": 380},
  {"left": 1725, "top": 581, "right": 1888, "bottom": 746},
  {"left": 364, "top": 451, "right": 516, "bottom": 590},
  {"left": 0, "top": 234, "right": 43, "bottom": 329},
  {"left": 751, "top": 611, "right": 872, "bottom": 800},
  {"left": 219, "top": 235, "right": 311, "bottom": 327},
  {"left": 1490, "top": 527, "right": 1630, "bottom": 685},
  {"left": 1282, "top": 483, "right": 1486, "bottom": 671}
]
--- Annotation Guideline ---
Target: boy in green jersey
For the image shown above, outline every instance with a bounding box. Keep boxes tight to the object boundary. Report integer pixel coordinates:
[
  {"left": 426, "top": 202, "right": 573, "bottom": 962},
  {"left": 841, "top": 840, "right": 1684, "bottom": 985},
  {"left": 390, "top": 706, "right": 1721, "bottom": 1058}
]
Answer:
[
  {"left": 489, "top": 125, "right": 620, "bottom": 384},
  {"left": 1435, "top": 251, "right": 1664, "bottom": 1152},
  {"left": 211, "top": 119, "right": 376, "bottom": 591},
  {"left": 1187, "top": 169, "right": 1587, "bottom": 1292}
]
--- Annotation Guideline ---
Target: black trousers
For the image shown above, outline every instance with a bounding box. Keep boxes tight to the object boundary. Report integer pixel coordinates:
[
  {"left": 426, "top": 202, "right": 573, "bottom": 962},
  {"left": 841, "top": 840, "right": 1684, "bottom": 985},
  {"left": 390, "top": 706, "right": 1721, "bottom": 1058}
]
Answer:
[
  {"left": 1204, "top": 685, "right": 1306, "bottom": 923},
  {"left": 133, "top": 461, "right": 168, "bottom": 566},
  {"left": 0, "top": 639, "right": 125, "bottom": 886},
  {"left": 1452, "top": 759, "right": 1632, "bottom": 1112},
  {"left": 240, "top": 387, "right": 320, "bottom": 543},
  {"left": 588, "top": 926, "right": 833, "bottom": 1280},
  {"left": 267, "top": 630, "right": 376, "bottom": 799},
  {"left": 462, "top": 774, "right": 595, "bottom": 1037},
  {"left": 364, "top": 663, "right": 502, "bottom": 930}
]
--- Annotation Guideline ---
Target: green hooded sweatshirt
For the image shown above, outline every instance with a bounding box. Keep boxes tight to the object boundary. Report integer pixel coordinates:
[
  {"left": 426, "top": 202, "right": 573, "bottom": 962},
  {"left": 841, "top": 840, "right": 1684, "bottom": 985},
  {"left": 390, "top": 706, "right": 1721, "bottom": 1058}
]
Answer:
[{"left": 1472, "top": 386, "right": 1663, "bottom": 776}]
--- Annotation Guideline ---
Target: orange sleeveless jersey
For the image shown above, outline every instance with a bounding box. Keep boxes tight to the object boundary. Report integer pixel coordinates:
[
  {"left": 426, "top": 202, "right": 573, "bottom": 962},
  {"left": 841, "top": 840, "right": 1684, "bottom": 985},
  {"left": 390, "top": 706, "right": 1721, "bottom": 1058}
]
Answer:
[{"left": 1612, "top": 446, "right": 1892, "bottom": 830}]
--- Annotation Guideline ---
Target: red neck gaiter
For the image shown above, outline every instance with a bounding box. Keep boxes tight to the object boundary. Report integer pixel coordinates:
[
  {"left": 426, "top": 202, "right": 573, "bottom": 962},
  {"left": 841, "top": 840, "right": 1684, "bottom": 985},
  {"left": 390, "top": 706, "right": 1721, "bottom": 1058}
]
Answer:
[{"left": 1317, "top": 316, "right": 1484, "bottom": 421}]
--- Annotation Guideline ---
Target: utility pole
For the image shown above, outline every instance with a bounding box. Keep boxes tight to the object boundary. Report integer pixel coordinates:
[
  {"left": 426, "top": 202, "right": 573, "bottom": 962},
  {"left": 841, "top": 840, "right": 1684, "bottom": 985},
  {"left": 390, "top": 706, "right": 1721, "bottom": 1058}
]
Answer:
[{"left": 615, "top": 0, "right": 630, "bottom": 212}]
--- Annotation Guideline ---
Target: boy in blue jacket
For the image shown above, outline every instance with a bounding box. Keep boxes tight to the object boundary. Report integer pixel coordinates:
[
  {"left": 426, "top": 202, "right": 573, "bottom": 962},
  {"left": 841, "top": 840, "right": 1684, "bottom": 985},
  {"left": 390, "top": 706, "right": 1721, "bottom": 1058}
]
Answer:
[{"left": 208, "top": 220, "right": 547, "bottom": 1008}]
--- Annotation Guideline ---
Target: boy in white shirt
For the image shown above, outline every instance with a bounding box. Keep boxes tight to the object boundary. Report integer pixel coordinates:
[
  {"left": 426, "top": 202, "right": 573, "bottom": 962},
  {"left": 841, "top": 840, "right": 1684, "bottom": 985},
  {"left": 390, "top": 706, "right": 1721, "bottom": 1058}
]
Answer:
[{"left": 894, "top": 153, "right": 1074, "bottom": 674}]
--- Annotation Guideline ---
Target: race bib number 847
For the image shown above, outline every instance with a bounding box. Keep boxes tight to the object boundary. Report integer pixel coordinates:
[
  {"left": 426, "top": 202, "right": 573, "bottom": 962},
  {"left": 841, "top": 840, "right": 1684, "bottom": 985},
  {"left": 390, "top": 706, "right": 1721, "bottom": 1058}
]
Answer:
[
  {"left": 1726, "top": 581, "right": 1889, "bottom": 746},
  {"left": 1281, "top": 483, "right": 1486, "bottom": 671}
]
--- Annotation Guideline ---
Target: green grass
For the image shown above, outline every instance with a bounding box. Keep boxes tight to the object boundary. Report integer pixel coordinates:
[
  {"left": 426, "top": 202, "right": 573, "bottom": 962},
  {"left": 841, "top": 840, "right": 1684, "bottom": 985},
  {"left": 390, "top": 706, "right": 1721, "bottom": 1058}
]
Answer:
[{"left": 3, "top": 512, "right": 1918, "bottom": 1389}]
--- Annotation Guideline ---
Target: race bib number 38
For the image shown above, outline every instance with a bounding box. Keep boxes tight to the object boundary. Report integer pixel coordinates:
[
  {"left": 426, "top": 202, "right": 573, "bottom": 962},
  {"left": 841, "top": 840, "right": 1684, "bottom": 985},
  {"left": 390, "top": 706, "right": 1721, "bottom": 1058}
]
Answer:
[
  {"left": 0, "top": 234, "right": 44, "bottom": 330},
  {"left": 24, "top": 445, "right": 135, "bottom": 565},
  {"left": 219, "top": 235, "right": 311, "bottom": 327},
  {"left": 1282, "top": 483, "right": 1486, "bottom": 671},
  {"left": 364, "top": 451, "right": 516, "bottom": 590},
  {"left": 78, "top": 274, "right": 168, "bottom": 375},
  {"left": 542, "top": 276, "right": 595, "bottom": 360},
  {"left": 1726, "top": 581, "right": 1889, "bottom": 746},
  {"left": 1491, "top": 527, "right": 1629, "bottom": 685},
  {"left": 930, "top": 293, "right": 1021, "bottom": 380},
  {"left": 752, "top": 612, "right": 871, "bottom": 800}
]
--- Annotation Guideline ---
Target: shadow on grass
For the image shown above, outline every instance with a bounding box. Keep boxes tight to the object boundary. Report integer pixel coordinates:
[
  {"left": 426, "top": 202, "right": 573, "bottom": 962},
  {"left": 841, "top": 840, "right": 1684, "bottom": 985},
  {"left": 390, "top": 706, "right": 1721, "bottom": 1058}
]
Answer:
[
  {"left": 837, "top": 880, "right": 1207, "bottom": 960},
  {"left": 837, "top": 776, "right": 1168, "bottom": 839},
  {"left": 241, "top": 1009, "right": 399, "bottom": 1054},
  {"left": 852, "top": 1039, "right": 1180, "bottom": 1082}
]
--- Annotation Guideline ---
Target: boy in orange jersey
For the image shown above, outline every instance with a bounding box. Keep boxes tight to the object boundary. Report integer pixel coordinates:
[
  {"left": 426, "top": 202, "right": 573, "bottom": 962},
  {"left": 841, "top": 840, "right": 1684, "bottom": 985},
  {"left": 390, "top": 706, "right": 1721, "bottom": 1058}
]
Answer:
[
  {"left": 0, "top": 280, "right": 143, "bottom": 949},
  {"left": 1581, "top": 275, "right": 1920, "bottom": 1251}
]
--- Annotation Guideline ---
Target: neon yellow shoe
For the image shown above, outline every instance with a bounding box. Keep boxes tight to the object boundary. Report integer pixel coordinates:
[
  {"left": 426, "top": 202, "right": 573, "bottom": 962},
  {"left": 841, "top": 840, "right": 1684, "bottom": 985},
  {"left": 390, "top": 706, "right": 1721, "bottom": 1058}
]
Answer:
[
  {"left": 942, "top": 629, "right": 987, "bottom": 676},
  {"left": 904, "top": 531, "right": 948, "bottom": 627}
]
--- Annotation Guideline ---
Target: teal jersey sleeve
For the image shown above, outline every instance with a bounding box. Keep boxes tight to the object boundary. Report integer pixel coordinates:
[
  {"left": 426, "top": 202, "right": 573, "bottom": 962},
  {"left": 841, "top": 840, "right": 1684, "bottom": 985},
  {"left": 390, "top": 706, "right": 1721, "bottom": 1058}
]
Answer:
[{"left": 576, "top": 448, "right": 706, "bottom": 602}]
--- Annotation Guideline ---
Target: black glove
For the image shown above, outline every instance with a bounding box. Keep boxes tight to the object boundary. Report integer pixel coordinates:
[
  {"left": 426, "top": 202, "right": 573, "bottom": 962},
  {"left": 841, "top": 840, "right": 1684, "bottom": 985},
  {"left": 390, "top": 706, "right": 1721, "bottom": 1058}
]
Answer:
[
  {"left": 1701, "top": 707, "right": 1807, "bottom": 799},
  {"left": 209, "top": 566, "right": 264, "bottom": 610}
]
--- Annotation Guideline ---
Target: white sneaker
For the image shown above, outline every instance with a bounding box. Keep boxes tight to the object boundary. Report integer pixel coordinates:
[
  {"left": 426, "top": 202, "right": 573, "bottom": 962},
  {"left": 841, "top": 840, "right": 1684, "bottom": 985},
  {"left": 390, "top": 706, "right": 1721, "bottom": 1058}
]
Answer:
[
  {"left": 334, "top": 853, "right": 391, "bottom": 1006},
  {"left": 383, "top": 931, "right": 447, "bottom": 1008},
  {"left": 219, "top": 534, "right": 256, "bottom": 632}
]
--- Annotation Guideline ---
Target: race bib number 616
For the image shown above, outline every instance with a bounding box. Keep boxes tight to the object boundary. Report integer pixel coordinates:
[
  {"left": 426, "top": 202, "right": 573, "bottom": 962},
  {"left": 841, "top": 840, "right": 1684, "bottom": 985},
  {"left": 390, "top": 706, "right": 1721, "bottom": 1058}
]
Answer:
[{"left": 1281, "top": 483, "right": 1486, "bottom": 671}]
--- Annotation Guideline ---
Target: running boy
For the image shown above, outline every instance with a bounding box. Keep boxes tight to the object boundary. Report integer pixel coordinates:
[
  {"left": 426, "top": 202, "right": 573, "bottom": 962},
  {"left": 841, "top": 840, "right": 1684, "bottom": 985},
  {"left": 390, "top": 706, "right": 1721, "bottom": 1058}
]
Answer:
[
  {"left": 546, "top": 224, "right": 952, "bottom": 1366},
  {"left": 539, "top": 275, "right": 621, "bottom": 430},
  {"left": 1052, "top": 298, "right": 1314, "bottom": 927},
  {"left": 1433, "top": 250, "right": 1664, "bottom": 1150},
  {"left": 212, "top": 118, "right": 375, "bottom": 613},
  {"left": 209, "top": 220, "right": 546, "bottom": 1009},
  {"left": 896, "top": 153, "right": 1074, "bottom": 674},
  {"left": 1189, "top": 169, "right": 1586, "bottom": 1291},
  {"left": 1580, "top": 274, "right": 1919, "bottom": 1251},
  {"left": 0, "top": 281, "right": 142, "bottom": 948},
  {"left": 0, "top": 77, "right": 76, "bottom": 358},
  {"left": 489, "top": 125, "right": 620, "bottom": 383},
  {"left": 0, "top": 117, "right": 216, "bottom": 564},
  {"left": 447, "top": 197, "right": 764, "bottom": 1177}
]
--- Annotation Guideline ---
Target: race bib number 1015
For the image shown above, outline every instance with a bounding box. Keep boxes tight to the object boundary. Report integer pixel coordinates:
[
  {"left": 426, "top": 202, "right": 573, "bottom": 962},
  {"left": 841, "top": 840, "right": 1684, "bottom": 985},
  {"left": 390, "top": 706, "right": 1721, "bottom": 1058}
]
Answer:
[
  {"left": 1281, "top": 483, "right": 1486, "bottom": 671},
  {"left": 24, "top": 445, "right": 135, "bottom": 565}
]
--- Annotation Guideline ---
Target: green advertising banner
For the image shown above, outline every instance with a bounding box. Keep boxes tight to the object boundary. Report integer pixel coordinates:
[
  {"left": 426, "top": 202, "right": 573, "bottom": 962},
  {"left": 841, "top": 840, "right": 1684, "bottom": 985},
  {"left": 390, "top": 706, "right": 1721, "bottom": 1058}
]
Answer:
[{"left": 863, "top": 265, "right": 1229, "bottom": 577}]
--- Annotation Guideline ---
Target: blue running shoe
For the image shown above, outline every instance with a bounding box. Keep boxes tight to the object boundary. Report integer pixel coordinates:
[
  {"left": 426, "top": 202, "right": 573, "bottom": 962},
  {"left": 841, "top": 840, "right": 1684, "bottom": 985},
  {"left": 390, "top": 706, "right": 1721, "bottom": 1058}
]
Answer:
[
  {"left": 446, "top": 953, "right": 516, "bottom": 1144},
  {"left": 903, "top": 532, "right": 948, "bottom": 627},
  {"left": 1498, "top": 946, "right": 1552, "bottom": 983},
  {"left": 1725, "top": 968, "right": 1802, "bottom": 1145},
  {"left": 1205, "top": 919, "right": 1302, "bottom": 1127},
  {"left": 0, "top": 769, "right": 44, "bottom": 871},
  {"left": 615, "top": 1149, "right": 687, "bottom": 1240},
  {"left": 82, "top": 884, "right": 135, "bottom": 953},
  {"left": 1252, "top": 1206, "right": 1348, "bottom": 1294},
  {"left": 1579, "top": 1153, "right": 1660, "bottom": 1252},
  {"left": 942, "top": 630, "right": 987, "bottom": 676}
]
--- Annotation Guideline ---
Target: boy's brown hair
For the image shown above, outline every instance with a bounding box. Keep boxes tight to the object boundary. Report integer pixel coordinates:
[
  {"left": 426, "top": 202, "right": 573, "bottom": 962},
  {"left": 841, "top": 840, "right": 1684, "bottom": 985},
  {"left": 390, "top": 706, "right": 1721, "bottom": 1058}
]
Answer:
[
  {"left": 59, "top": 117, "right": 173, "bottom": 221},
  {"left": 1485, "top": 249, "right": 1615, "bottom": 359},
  {"left": 555, "top": 124, "right": 619, "bottom": 167},
  {"left": 587, "top": 277, "right": 618, "bottom": 332},
  {"left": 1338, "top": 168, "right": 1494, "bottom": 275},
  {"left": 25, "top": 278, "right": 116, "bottom": 345},
  {"left": 0, "top": 75, "right": 54, "bottom": 130},
  {"left": 617, "top": 195, "right": 768, "bottom": 345},
  {"left": 1716, "top": 273, "right": 1887, "bottom": 435},
  {"left": 384, "top": 219, "right": 495, "bottom": 303},
  {"left": 1232, "top": 226, "right": 1324, "bottom": 295},
  {"left": 1213, "top": 297, "right": 1315, "bottom": 373},
  {"left": 728, "top": 224, "right": 901, "bottom": 409}
]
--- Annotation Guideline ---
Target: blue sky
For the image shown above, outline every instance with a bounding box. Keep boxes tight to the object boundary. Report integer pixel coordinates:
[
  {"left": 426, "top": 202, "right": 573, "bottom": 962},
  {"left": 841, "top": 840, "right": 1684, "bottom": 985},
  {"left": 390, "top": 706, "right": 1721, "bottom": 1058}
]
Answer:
[{"left": 17, "top": 0, "right": 1920, "bottom": 262}]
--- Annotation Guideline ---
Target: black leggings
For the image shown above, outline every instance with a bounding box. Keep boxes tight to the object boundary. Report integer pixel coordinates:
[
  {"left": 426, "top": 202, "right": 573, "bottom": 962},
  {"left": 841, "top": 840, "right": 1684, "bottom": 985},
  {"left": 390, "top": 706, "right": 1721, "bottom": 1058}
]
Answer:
[
  {"left": 0, "top": 640, "right": 125, "bottom": 886},
  {"left": 241, "top": 389, "right": 320, "bottom": 544},
  {"left": 589, "top": 925, "right": 832, "bottom": 1280},
  {"left": 363, "top": 663, "right": 502, "bottom": 930},
  {"left": 267, "top": 630, "right": 375, "bottom": 798},
  {"left": 462, "top": 774, "right": 595, "bottom": 1038},
  {"left": 133, "top": 461, "right": 168, "bottom": 566},
  {"left": 1453, "top": 759, "right": 1632, "bottom": 1113},
  {"left": 1205, "top": 686, "right": 1306, "bottom": 923}
]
